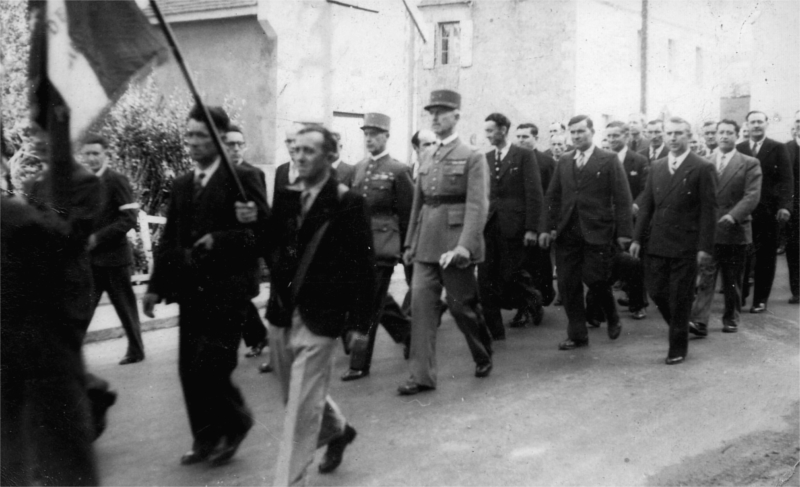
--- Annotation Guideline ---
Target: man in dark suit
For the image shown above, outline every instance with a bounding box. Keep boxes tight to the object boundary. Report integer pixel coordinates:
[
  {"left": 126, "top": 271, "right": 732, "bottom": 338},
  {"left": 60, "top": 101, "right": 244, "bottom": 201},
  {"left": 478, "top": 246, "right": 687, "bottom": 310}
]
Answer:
[
  {"left": 604, "top": 121, "right": 649, "bottom": 319},
  {"left": 539, "top": 115, "right": 633, "bottom": 350},
  {"left": 702, "top": 121, "right": 719, "bottom": 154},
  {"left": 479, "top": 113, "right": 543, "bottom": 338},
  {"left": 266, "top": 125, "right": 374, "bottom": 485},
  {"left": 786, "top": 110, "right": 800, "bottom": 304},
  {"left": 143, "top": 105, "right": 269, "bottom": 466},
  {"left": 639, "top": 120, "right": 668, "bottom": 163},
  {"left": 737, "top": 110, "right": 794, "bottom": 313},
  {"left": 545, "top": 122, "right": 574, "bottom": 158},
  {"left": 515, "top": 122, "right": 556, "bottom": 306},
  {"left": 225, "top": 125, "right": 269, "bottom": 359},
  {"left": 627, "top": 114, "right": 650, "bottom": 152},
  {"left": 631, "top": 117, "right": 717, "bottom": 365},
  {"left": 340, "top": 112, "right": 414, "bottom": 381},
  {"left": 331, "top": 131, "right": 356, "bottom": 187},
  {"left": 689, "top": 120, "right": 762, "bottom": 335},
  {"left": 81, "top": 135, "right": 145, "bottom": 365}
]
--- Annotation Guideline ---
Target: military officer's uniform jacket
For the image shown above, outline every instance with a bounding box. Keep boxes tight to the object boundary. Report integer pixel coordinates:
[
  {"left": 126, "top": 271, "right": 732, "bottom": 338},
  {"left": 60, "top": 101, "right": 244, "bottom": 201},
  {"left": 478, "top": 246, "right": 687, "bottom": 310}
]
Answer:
[
  {"left": 353, "top": 152, "right": 414, "bottom": 266},
  {"left": 405, "top": 134, "right": 489, "bottom": 263}
]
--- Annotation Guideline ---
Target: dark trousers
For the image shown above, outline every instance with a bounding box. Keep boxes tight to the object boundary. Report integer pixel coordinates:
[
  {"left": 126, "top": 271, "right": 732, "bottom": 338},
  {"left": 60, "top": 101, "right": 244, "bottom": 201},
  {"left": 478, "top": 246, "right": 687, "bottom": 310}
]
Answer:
[
  {"left": 408, "top": 263, "right": 492, "bottom": 388},
  {"left": 89, "top": 265, "right": 144, "bottom": 359},
  {"left": 646, "top": 255, "right": 697, "bottom": 359},
  {"left": 586, "top": 250, "right": 648, "bottom": 321},
  {"left": 744, "top": 207, "right": 780, "bottom": 305},
  {"left": 690, "top": 244, "right": 746, "bottom": 327},
  {"left": 349, "top": 265, "right": 410, "bottom": 372},
  {"left": 529, "top": 246, "right": 555, "bottom": 306},
  {"left": 787, "top": 212, "right": 800, "bottom": 297},
  {"left": 178, "top": 293, "right": 252, "bottom": 452},
  {"left": 555, "top": 219, "right": 617, "bottom": 342},
  {"left": 479, "top": 218, "right": 541, "bottom": 338},
  {"left": 242, "top": 302, "right": 268, "bottom": 348}
]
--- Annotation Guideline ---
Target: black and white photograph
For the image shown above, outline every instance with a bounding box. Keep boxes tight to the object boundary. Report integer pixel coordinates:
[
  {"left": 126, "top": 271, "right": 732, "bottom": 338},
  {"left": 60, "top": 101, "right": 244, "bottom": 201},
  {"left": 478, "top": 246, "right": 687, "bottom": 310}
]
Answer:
[{"left": 1, "top": 0, "right": 798, "bottom": 485}]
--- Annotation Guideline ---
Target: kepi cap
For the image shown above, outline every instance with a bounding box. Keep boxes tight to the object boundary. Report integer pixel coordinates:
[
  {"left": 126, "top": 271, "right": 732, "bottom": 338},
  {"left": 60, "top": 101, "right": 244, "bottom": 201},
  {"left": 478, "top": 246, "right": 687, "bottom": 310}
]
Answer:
[
  {"left": 424, "top": 89, "right": 461, "bottom": 111},
  {"left": 361, "top": 112, "right": 391, "bottom": 132}
]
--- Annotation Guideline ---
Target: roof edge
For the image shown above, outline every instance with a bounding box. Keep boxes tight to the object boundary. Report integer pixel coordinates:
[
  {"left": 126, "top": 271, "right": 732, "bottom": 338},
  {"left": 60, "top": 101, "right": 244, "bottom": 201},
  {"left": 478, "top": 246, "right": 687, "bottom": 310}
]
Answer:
[{"left": 146, "top": 5, "right": 258, "bottom": 24}]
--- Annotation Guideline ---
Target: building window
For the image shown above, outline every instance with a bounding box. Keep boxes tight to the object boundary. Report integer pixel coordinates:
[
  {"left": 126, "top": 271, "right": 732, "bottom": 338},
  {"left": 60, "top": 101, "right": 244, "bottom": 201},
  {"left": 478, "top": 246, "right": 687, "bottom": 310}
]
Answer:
[
  {"left": 437, "top": 21, "right": 460, "bottom": 66},
  {"left": 695, "top": 46, "right": 704, "bottom": 84}
]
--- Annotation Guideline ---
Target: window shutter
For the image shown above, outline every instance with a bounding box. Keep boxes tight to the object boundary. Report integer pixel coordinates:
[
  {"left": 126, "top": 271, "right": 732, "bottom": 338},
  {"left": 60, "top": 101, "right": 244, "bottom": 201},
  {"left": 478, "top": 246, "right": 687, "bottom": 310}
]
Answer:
[{"left": 460, "top": 20, "right": 473, "bottom": 68}]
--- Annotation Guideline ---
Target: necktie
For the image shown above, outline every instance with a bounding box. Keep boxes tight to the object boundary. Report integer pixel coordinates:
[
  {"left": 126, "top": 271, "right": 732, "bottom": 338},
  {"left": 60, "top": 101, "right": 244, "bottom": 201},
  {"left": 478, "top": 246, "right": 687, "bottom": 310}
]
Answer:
[
  {"left": 494, "top": 150, "right": 502, "bottom": 179},
  {"left": 650, "top": 148, "right": 656, "bottom": 160},
  {"left": 300, "top": 191, "right": 312, "bottom": 221},
  {"left": 576, "top": 151, "right": 585, "bottom": 170},
  {"left": 717, "top": 154, "right": 727, "bottom": 175},
  {"left": 193, "top": 172, "right": 205, "bottom": 201},
  {"left": 669, "top": 158, "right": 677, "bottom": 175},
  {"left": 751, "top": 141, "right": 760, "bottom": 156}
]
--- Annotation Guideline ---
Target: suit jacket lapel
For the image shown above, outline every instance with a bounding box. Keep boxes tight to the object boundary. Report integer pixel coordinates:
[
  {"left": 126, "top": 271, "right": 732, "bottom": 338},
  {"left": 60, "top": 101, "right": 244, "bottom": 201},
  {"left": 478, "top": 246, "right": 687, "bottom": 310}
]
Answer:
[
  {"left": 663, "top": 154, "right": 697, "bottom": 198},
  {"left": 718, "top": 151, "right": 743, "bottom": 192},
  {"left": 433, "top": 138, "right": 459, "bottom": 163},
  {"left": 299, "top": 177, "right": 338, "bottom": 238},
  {"left": 497, "top": 145, "right": 515, "bottom": 180},
  {"left": 196, "top": 166, "right": 228, "bottom": 214},
  {"left": 578, "top": 150, "right": 603, "bottom": 188},
  {"left": 653, "top": 161, "right": 672, "bottom": 205}
]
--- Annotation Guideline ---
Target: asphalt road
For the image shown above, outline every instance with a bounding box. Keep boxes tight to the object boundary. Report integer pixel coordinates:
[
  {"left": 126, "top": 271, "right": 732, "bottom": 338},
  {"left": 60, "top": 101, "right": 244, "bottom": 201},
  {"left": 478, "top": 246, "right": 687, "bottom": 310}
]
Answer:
[{"left": 86, "top": 258, "right": 800, "bottom": 486}]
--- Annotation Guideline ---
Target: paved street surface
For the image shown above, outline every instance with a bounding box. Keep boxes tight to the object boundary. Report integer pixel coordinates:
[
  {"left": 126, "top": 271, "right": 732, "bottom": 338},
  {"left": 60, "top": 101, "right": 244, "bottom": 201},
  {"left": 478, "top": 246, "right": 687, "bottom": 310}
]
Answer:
[{"left": 86, "top": 259, "right": 799, "bottom": 486}]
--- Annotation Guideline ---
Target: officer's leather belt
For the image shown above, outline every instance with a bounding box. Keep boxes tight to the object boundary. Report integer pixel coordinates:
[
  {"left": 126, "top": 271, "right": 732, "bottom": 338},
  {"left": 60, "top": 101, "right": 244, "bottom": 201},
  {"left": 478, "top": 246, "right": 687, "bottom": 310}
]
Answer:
[{"left": 423, "top": 194, "right": 467, "bottom": 207}]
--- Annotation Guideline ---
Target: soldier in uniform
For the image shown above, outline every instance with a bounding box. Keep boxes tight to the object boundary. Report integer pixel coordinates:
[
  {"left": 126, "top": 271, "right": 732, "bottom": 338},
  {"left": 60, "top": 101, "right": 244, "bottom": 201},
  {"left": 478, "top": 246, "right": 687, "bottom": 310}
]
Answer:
[
  {"left": 341, "top": 113, "right": 414, "bottom": 381},
  {"left": 399, "top": 89, "right": 493, "bottom": 396}
]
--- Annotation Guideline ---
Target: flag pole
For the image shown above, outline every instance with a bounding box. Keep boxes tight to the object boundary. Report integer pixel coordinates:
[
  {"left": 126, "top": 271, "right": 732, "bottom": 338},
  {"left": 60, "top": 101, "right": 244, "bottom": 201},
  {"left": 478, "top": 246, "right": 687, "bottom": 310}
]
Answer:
[{"left": 148, "top": 0, "right": 248, "bottom": 201}]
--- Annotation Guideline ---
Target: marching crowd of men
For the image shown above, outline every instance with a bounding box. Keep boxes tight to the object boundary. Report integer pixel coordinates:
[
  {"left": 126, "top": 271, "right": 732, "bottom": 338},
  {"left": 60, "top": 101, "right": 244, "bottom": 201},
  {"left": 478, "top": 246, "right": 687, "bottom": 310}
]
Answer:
[{"left": 2, "top": 90, "right": 798, "bottom": 485}]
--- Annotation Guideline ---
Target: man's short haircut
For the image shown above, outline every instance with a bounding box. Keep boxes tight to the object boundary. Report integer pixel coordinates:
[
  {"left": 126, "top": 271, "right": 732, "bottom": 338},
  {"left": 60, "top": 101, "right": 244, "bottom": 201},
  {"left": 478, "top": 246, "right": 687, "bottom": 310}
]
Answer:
[
  {"left": 667, "top": 116, "right": 692, "bottom": 133},
  {"left": 227, "top": 124, "right": 244, "bottom": 136},
  {"left": 485, "top": 113, "right": 511, "bottom": 131},
  {"left": 411, "top": 130, "right": 421, "bottom": 149},
  {"left": 331, "top": 131, "right": 342, "bottom": 142},
  {"left": 517, "top": 123, "right": 539, "bottom": 137},
  {"left": 568, "top": 115, "right": 593, "bottom": 130},
  {"left": 297, "top": 126, "right": 338, "bottom": 156},
  {"left": 188, "top": 104, "right": 230, "bottom": 132},
  {"left": 717, "top": 119, "right": 740, "bottom": 135},
  {"left": 745, "top": 110, "right": 768, "bottom": 122},
  {"left": 551, "top": 134, "right": 567, "bottom": 143},
  {"left": 551, "top": 122, "right": 566, "bottom": 131},
  {"left": 82, "top": 133, "right": 109, "bottom": 149},
  {"left": 647, "top": 119, "right": 664, "bottom": 128},
  {"left": 606, "top": 121, "right": 629, "bottom": 133},
  {"left": 702, "top": 120, "right": 717, "bottom": 128}
]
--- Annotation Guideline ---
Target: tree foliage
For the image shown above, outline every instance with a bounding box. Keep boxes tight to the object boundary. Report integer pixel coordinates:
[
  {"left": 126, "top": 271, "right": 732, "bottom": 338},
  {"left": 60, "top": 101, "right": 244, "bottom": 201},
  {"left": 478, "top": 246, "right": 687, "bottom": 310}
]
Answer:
[{"left": 1, "top": 0, "right": 31, "bottom": 141}]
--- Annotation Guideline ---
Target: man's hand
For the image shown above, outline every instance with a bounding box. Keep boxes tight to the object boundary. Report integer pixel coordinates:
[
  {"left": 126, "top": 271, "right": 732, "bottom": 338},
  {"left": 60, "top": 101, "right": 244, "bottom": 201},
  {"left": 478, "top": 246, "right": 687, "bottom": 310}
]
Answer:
[
  {"left": 440, "top": 245, "right": 471, "bottom": 269},
  {"left": 539, "top": 232, "right": 552, "bottom": 249},
  {"left": 629, "top": 241, "right": 641, "bottom": 259},
  {"left": 777, "top": 208, "right": 791, "bottom": 223},
  {"left": 697, "top": 250, "right": 712, "bottom": 266},
  {"left": 523, "top": 231, "right": 538, "bottom": 247},
  {"left": 193, "top": 233, "right": 214, "bottom": 251},
  {"left": 86, "top": 234, "right": 98, "bottom": 251},
  {"left": 617, "top": 236, "right": 632, "bottom": 250},
  {"left": 403, "top": 248, "right": 414, "bottom": 266},
  {"left": 632, "top": 203, "right": 639, "bottom": 217},
  {"left": 143, "top": 293, "right": 161, "bottom": 318},
  {"left": 235, "top": 201, "right": 257, "bottom": 223},
  {"left": 718, "top": 214, "right": 736, "bottom": 226}
]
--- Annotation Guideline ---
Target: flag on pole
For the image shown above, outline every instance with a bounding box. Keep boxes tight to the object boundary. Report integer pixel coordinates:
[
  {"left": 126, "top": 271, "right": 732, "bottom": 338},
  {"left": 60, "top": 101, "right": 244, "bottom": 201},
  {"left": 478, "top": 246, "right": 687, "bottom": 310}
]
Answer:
[{"left": 29, "top": 0, "right": 168, "bottom": 142}]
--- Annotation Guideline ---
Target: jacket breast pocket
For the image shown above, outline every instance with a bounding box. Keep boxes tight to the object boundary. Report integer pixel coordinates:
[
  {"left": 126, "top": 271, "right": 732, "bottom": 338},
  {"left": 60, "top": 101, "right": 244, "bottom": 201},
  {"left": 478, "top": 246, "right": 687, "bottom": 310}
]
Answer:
[{"left": 447, "top": 207, "right": 465, "bottom": 227}]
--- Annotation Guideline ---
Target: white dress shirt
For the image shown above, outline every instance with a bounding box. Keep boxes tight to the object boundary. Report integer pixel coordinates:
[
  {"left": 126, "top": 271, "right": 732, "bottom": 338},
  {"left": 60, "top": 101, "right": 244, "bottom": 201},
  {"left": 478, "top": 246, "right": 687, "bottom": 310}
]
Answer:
[
  {"left": 439, "top": 133, "right": 459, "bottom": 146},
  {"left": 668, "top": 149, "right": 690, "bottom": 174},
  {"left": 617, "top": 146, "right": 628, "bottom": 164},
  {"left": 574, "top": 144, "right": 596, "bottom": 168},
  {"left": 194, "top": 157, "right": 221, "bottom": 187}
]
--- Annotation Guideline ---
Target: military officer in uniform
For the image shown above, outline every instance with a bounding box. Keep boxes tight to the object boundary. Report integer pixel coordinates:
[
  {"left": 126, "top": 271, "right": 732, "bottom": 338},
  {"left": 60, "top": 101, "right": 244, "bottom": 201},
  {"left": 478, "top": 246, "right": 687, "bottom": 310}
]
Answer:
[
  {"left": 341, "top": 113, "right": 414, "bottom": 381},
  {"left": 399, "top": 89, "right": 493, "bottom": 395}
]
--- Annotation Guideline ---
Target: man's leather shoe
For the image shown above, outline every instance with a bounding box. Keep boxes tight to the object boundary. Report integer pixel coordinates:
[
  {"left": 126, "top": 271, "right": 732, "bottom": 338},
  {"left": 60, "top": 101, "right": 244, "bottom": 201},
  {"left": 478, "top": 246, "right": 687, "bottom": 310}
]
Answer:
[
  {"left": 475, "top": 362, "right": 493, "bottom": 378},
  {"left": 397, "top": 381, "right": 435, "bottom": 396},
  {"left": 258, "top": 362, "right": 273, "bottom": 373},
  {"left": 180, "top": 449, "right": 213, "bottom": 465},
  {"left": 750, "top": 303, "right": 767, "bottom": 313},
  {"left": 790, "top": 295, "right": 800, "bottom": 304},
  {"left": 607, "top": 321, "right": 621, "bottom": 340},
  {"left": 209, "top": 419, "right": 253, "bottom": 467},
  {"left": 689, "top": 321, "right": 708, "bottom": 337},
  {"left": 319, "top": 424, "right": 356, "bottom": 474},
  {"left": 558, "top": 338, "right": 588, "bottom": 350},
  {"left": 631, "top": 308, "right": 647, "bottom": 320},
  {"left": 341, "top": 369, "right": 369, "bottom": 381},
  {"left": 532, "top": 306, "right": 544, "bottom": 326},
  {"left": 119, "top": 355, "right": 144, "bottom": 365},
  {"left": 722, "top": 323, "right": 738, "bottom": 333},
  {"left": 665, "top": 356, "right": 685, "bottom": 365}
]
